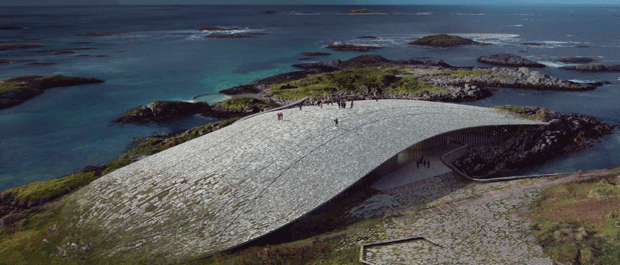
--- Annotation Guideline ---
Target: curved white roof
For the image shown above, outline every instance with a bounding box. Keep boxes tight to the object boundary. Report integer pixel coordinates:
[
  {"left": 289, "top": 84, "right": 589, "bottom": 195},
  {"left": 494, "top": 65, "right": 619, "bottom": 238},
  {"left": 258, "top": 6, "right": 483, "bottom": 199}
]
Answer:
[{"left": 65, "top": 100, "right": 543, "bottom": 262}]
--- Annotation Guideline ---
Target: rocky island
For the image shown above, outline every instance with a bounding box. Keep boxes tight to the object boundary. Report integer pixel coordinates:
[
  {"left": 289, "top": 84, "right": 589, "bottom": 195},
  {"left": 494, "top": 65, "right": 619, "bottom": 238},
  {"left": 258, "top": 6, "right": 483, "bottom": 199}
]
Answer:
[
  {"left": 453, "top": 106, "right": 615, "bottom": 178},
  {"left": 205, "top": 32, "right": 267, "bottom": 38},
  {"left": 559, "top": 64, "right": 620, "bottom": 72},
  {"left": 477, "top": 54, "right": 545, "bottom": 68},
  {"left": 410, "top": 34, "right": 491, "bottom": 47},
  {"left": 324, "top": 43, "right": 385, "bottom": 52},
  {"left": 0, "top": 75, "right": 105, "bottom": 110},
  {"left": 197, "top": 26, "right": 242, "bottom": 31}
]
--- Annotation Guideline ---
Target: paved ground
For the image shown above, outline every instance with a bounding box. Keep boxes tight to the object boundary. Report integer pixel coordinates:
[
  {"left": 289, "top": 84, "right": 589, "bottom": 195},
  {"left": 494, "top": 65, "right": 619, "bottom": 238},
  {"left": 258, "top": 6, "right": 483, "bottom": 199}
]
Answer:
[{"left": 62, "top": 100, "right": 544, "bottom": 262}]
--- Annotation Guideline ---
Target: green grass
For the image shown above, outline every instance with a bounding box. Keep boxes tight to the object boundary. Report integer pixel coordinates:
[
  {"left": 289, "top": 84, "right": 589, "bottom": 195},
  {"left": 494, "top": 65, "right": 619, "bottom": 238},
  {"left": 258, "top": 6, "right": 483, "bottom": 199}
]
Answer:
[
  {"left": 439, "top": 70, "right": 495, "bottom": 79},
  {"left": 0, "top": 81, "right": 23, "bottom": 93},
  {"left": 2, "top": 172, "right": 98, "bottom": 205},
  {"left": 265, "top": 66, "right": 438, "bottom": 100},
  {"left": 215, "top": 97, "right": 280, "bottom": 111}
]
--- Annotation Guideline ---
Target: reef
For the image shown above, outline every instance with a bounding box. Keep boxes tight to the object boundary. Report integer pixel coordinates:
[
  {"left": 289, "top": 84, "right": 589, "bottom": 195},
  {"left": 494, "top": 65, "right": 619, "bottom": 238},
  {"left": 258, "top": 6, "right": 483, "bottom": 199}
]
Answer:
[
  {"left": 0, "top": 75, "right": 105, "bottom": 109},
  {"left": 324, "top": 44, "right": 385, "bottom": 52},
  {"left": 559, "top": 64, "right": 620, "bottom": 72},
  {"left": 477, "top": 54, "right": 545, "bottom": 68}
]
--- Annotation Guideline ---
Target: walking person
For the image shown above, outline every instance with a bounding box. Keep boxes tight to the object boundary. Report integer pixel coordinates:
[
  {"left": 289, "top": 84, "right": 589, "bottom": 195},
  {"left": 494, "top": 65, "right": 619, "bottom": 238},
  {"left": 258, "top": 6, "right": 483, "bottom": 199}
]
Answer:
[
  {"left": 350, "top": 100, "right": 354, "bottom": 108},
  {"left": 277, "top": 113, "right": 281, "bottom": 120},
  {"left": 299, "top": 105, "right": 302, "bottom": 111},
  {"left": 280, "top": 113, "right": 283, "bottom": 120},
  {"left": 334, "top": 118, "right": 338, "bottom": 126}
]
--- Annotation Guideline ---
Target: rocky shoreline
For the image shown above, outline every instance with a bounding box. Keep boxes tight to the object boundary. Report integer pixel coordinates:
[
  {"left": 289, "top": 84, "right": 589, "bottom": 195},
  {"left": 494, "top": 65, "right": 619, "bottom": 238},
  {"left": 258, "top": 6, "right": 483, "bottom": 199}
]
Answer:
[
  {"left": 0, "top": 75, "right": 105, "bottom": 110},
  {"left": 410, "top": 34, "right": 492, "bottom": 47},
  {"left": 477, "top": 54, "right": 545, "bottom": 68},
  {"left": 453, "top": 106, "right": 616, "bottom": 178}
]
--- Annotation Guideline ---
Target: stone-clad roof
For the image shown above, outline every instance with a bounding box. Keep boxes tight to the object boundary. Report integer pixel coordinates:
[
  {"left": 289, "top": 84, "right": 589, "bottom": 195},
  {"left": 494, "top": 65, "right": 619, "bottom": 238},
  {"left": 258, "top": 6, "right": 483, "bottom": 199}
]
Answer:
[{"left": 64, "top": 100, "right": 544, "bottom": 262}]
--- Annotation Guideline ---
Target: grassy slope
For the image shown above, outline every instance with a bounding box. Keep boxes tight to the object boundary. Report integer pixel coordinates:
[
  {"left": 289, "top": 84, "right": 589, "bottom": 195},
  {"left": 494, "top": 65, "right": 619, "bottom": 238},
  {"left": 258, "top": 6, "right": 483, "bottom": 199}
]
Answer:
[
  {"left": 529, "top": 168, "right": 620, "bottom": 265},
  {"left": 216, "top": 97, "right": 280, "bottom": 111},
  {"left": 265, "top": 66, "right": 446, "bottom": 100}
]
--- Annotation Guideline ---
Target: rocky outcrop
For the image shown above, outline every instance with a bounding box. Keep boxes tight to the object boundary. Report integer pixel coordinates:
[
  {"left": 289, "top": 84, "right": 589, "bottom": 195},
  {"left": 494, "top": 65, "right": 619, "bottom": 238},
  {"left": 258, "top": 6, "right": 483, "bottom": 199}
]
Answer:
[
  {"left": 206, "top": 33, "right": 266, "bottom": 38},
  {"left": 555, "top": 57, "right": 597, "bottom": 63},
  {"left": 219, "top": 84, "right": 262, "bottom": 95},
  {"left": 0, "top": 26, "right": 23, "bottom": 30},
  {"left": 559, "top": 64, "right": 620, "bottom": 72},
  {"left": 453, "top": 107, "right": 616, "bottom": 178},
  {"left": 342, "top": 9, "right": 392, "bottom": 14},
  {"left": 340, "top": 55, "right": 392, "bottom": 68},
  {"left": 197, "top": 26, "right": 242, "bottom": 31},
  {"left": 0, "top": 44, "right": 43, "bottom": 51},
  {"left": 410, "top": 34, "right": 491, "bottom": 47},
  {"left": 293, "top": 59, "right": 342, "bottom": 72},
  {"left": 116, "top": 101, "right": 211, "bottom": 124},
  {"left": 29, "top": 50, "right": 74, "bottom": 54},
  {"left": 300, "top": 52, "right": 331, "bottom": 56},
  {"left": 75, "top": 32, "right": 125, "bottom": 37},
  {"left": 324, "top": 44, "right": 385, "bottom": 52},
  {"left": 478, "top": 54, "right": 545, "bottom": 68},
  {"left": 419, "top": 67, "right": 595, "bottom": 91},
  {"left": 0, "top": 75, "right": 105, "bottom": 109}
]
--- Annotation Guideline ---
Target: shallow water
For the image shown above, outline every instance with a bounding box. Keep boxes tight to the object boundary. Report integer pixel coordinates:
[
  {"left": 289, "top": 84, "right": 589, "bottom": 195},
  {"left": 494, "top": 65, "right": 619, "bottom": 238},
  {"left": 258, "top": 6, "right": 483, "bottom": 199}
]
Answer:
[{"left": 1, "top": 5, "right": 619, "bottom": 190}]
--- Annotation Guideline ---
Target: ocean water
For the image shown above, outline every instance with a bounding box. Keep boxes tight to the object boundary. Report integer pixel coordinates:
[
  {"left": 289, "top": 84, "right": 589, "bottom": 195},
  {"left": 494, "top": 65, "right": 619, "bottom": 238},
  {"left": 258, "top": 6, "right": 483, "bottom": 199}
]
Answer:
[{"left": 1, "top": 5, "right": 620, "bottom": 191}]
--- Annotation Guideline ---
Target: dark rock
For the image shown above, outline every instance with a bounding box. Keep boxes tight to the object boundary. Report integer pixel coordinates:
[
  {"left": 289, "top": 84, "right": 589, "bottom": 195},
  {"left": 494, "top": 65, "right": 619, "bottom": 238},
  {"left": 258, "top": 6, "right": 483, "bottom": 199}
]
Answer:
[
  {"left": 71, "top": 41, "right": 92, "bottom": 44},
  {"left": 116, "top": 101, "right": 211, "bottom": 124},
  {"left": 340, "top": 55, "right": 392, "bottom": 68},
  {"left": 357, "top": 36, "right": 378, "bottom": 39},
  {"left": 280, "top": 84, "right": 297, "bottom": 89},
  {"left": 0, "top": 26, "right": 24, "bottom": 30},
  {"left": 560, "top": 64, "right": 620, "bottom": 72},
  {"left": 300, "top": 52, "right": 331, "bottom": 56},
  {"left": 219, "top": 84, "right": 261, "bottom": 95},
  {"left": 478, "top": 54, "right": 545, "bottom": 68},
  {"left": 63, "top": 47, "right": 97, "bottom": 51},
  {"left": 29, "top": 50, "right": 75, "bottom": 54},
  {"left": 197, "top": 26, "right": 242, "bottom": 31},
  {"left": 522, "top": 42, "right": 545, "bottom": 46},
  {"left": 453, "top": 107, "right": 615, "bottom": 178},
  {"left": 555, "top": 57, "right": 598, "bottom": 63},
  {"left": 75, "top": 32, "right": 125, "bottom": 37},
  {"left": 422, "top": 60, "right": 452, "bottom": 68},
  {"left": 575, "top": 45, "right": 590, "bottom": 48},
  {"left": 95, "top": 55, "right": 108, "bottom": 58},
  {"left": 324, "top": 44, "right": 385, "bottom": 52},
  {"left": 409, "top": 34, "right": 491, "bottom": 47},
  {"left": 342, "top": 9, "right": 392, "bottom": 14},
  {"left": 0, "top": 75, "right": 105, "bottom": 110},
  {"left": 292, "top": 59, "right": 342, "bottom": 72},
  {"left": 205, "top": 33, "right": 266, "bottom": 38},
  {"left": 263, "top": 10, "right": 276, "bottom": 14},
  {"left": 0, "top": 59, "right": 25, "bottom": 64},
  {"left": 0, "top": 44, "right": 43, "bottom": 51},
  {"left": 297, "top": 57, "right": 312, "bottom": 61},
  {"left": 28, "top": 62, "right": 56, "bottom": 66},
  {"left": 258, "top": 70, "right": 315, "bottom": 85},
  {"left": 586, "top": 81, "right": 611, "bottom": 87}
]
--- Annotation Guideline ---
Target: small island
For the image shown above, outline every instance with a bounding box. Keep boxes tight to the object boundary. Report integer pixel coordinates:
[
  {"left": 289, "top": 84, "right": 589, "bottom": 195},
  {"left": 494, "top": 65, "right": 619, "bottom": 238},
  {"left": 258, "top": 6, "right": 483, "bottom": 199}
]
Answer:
[
  {"left": 74, "top": 32, "right": 125, "bottom": 37},
  {"left": 410, "top": 34, "right": 491, "bottom": 47},
  {"left": 0, "top": 75, "right": 105, "bottom": 110},
  {"left": 342, "top": 9, "right": 392, "bottom": 14},
  {"left": 477, "top": 54, "right": 545, "bottom": 68},
  {"left": 206, "top": 33, "right": 266, "bottom": 38},
  {"left": 324, "top": 43, "right": 385, "bottom": 52},
  {"left": 0, "top": 44, "right": 43, "bottom": 51},
  {"left": 559, "top": 64, "right": 620, "bottom": 72}
]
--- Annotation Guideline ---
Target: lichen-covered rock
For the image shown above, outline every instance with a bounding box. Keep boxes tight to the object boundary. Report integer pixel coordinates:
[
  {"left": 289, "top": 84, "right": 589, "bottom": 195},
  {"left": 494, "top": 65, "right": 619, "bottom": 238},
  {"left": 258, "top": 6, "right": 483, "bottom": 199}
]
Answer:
[
  {"left": 478, "top": 54, "right": 545, "bottom": 68},
  {"left": 560, "top": 64, "right": 620, "bottom": 72},
  {"left": 116, "top": 101, "right": 211, "bottom": 124}
]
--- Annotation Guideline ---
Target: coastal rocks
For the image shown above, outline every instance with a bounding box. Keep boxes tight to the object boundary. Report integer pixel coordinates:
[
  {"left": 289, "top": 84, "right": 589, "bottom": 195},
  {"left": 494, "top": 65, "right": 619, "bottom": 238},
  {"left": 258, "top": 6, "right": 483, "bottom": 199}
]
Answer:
[
  {"left": 116, "top": 101, "right": 211, "bottom": 124},
  {"left": 477, "top": 54, "right": 545, "bottom": 68},
  {"left": 555, "top": 57, "right": 597, "bottom": 63},
  {"left": 342, "top": 9, "right": 392, "bottom": 14},
  {"left": 219, "top": 84, "right": 261, "bottom": 95},
  {"left": 0, "top": 75, "right": 105, "bottom": 109},
  {"left": 357, "top": 36, "right": 378, "bottom": 39},
  {"left": 417, "top": 84, "right": 492, "bottom": 102},
  {"left": 293, "top": 59, "right": 342, "bottom": 72},
  {"left": 74, "top": 32, "right": 125, "bottom": 37},
  {"left": 340, "top": 55, "right": 392, "bottom": 68},
  {"left": 453, "top": 106, "right": 616, "bottom": 178},
  {"left": 300, "top": 52, "right": 331, "bottom": 56},
  {"left": 409, "top": 34, "right": 491, "bottom": 47},
  {"left": 0, "top": 26, "right": 24, "bottom": 30},
  {"left": 559, "top": 64, "right": 620, "bottom": 72},
  {"left": 29, "top": 50, "right": 75, "bottom": 54},
  {"left": 197, "top": 26, "right": 242, "bottom": 31},
  {"left": 324, "top": 43, "right": 385, "bottom": 52},
  {"left": 206, "top": 33, "right": 266, "bottom": 38},
  {"left": 0, "top": 44, "right": 43, "bottom": 51}
]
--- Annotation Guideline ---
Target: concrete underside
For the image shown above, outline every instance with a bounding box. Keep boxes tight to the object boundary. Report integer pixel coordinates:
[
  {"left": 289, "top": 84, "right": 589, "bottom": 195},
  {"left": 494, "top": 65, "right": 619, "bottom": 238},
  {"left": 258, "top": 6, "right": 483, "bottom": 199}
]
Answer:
[{"left": 64, "top": 100, "right": 544, "bottom": 262}]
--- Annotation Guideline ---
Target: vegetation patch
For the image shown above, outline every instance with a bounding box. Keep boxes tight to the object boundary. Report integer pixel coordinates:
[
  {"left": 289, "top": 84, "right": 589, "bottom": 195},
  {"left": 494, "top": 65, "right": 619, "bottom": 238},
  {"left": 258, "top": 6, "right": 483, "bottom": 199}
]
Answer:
[
  {"left": 410, "top": 34, "right": 491, "bottom": 47},
  {"left": 529, "top": 174, "right": 620, "bottom": 265},
  {"left": 216, "top": 97, "right": 279, "bottom": 111}
]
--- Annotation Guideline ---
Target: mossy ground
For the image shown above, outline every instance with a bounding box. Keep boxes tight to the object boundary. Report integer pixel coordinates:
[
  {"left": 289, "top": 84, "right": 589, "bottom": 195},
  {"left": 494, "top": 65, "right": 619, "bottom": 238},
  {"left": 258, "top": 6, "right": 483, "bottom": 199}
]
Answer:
[
  {"left": 529, "top": 169, "right": 620, "bottom": 265},
  {"left": 216, "top": 97, "right": 279, "bottom": 111},
  {"left": 265, "top": 66, "right": 445, "bottom": 100}
]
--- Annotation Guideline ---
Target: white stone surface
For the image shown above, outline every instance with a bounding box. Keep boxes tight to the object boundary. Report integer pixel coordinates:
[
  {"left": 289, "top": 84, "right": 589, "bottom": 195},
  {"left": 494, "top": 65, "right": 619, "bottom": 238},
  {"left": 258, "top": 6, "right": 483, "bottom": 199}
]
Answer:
[{"left": 65, "top": 100, "right": 543, "bottom": 261}]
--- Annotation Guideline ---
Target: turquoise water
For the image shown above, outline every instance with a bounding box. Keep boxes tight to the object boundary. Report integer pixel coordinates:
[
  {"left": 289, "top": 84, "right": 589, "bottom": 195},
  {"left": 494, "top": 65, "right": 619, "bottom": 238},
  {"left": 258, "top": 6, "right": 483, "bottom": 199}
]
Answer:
[{"left": 1, "top": 5, "right": 620, "bottom": 190}]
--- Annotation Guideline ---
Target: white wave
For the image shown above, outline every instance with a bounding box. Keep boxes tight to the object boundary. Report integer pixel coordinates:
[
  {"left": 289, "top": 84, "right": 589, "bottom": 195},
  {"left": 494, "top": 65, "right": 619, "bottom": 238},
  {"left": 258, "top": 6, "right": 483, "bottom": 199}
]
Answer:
[
  {"left": 568, "top": 79, "right": 598, "bottom": 84},
  {"left": 538, "top": 61, "right": 569, "bottom": 68},
  {"left": 415, "top": 12, "right": 432, "bottom": 15},
  {"left": 509, "top": 24, "right": 523, "bottom": 27},
  {"left": 456, "top": 13, "right": 484, "bottom": 16},
  {"left": 455, "top": 33, "right": 520, "bottom": 45}
]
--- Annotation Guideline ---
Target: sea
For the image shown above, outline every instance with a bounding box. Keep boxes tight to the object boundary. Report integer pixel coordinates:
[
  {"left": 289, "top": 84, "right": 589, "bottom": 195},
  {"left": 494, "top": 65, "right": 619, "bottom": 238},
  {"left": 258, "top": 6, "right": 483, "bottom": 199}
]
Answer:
[{"left": 1, "top": 5, "right": 619, "bottom": 191}]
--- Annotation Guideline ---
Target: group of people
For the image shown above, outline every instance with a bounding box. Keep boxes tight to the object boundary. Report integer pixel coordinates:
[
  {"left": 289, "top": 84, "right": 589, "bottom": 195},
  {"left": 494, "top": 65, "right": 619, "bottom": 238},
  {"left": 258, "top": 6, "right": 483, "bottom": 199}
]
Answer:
[
  {"left": 416, "top": 156, "right": 431, "bottom": 169},
  {"left": 276, "top": 112, "right": 284, "bottom": 120}
]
